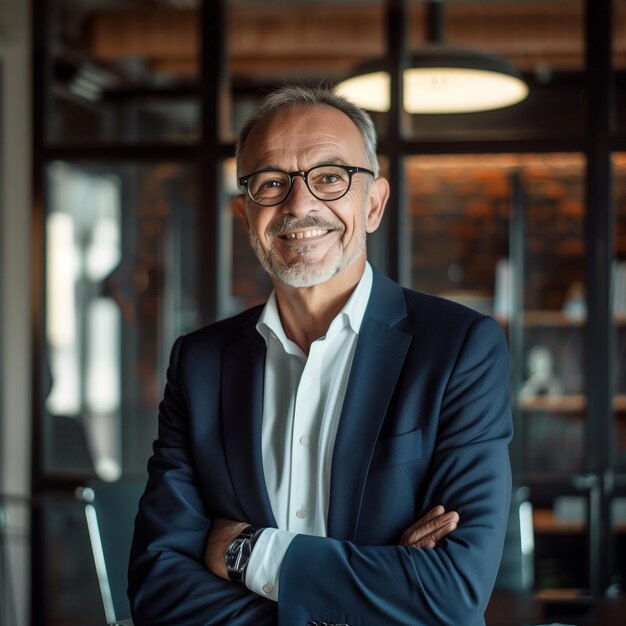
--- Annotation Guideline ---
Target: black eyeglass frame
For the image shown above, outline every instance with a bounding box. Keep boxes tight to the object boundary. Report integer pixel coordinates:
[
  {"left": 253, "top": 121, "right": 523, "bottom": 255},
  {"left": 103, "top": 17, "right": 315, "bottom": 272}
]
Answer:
[{"left": 238, "top": 164, "right": 375, "bottom": 207}]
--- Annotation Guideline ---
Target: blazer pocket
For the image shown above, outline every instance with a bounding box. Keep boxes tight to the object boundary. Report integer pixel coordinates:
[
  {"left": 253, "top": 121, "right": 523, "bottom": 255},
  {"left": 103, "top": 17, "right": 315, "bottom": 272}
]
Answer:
[{"left": 370, "top": 428, "right": 422, "bottom": 469}]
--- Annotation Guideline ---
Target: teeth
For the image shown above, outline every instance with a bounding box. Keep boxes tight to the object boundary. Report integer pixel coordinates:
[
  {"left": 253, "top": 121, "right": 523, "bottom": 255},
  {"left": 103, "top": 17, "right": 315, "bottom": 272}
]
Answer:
[{"left": 284, "top": 229, "right": 328, "bottom": 240}]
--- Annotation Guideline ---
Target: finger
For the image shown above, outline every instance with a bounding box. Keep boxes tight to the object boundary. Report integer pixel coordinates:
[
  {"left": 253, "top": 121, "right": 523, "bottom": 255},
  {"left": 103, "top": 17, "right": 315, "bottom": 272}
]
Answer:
[
  {"left": 399, "top": 506, "right": 445, "bottom": 544},
  {"left": 410, "top": 521, "right": 458, "bottom": 549},
  {"left": 402, "top": 512, "right": 459, "bottom": 546},
  {"left": 401, "top": 511, "right": 459, "bottom": 546},
  {"left": 416, "top": 505, "right": 446, "bottom": 525}
]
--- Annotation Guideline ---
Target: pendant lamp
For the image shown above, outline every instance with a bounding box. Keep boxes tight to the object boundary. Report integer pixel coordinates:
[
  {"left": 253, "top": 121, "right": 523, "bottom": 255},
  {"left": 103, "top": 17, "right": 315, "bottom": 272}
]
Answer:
[{"left": 336, "top": 0, "right": 529, "bottom": 114}]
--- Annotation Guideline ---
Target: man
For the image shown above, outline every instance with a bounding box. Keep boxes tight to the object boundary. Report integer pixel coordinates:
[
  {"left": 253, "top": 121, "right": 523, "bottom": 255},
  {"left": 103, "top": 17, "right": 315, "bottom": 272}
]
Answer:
[{"left": 128, "top": 85, "right": 512, "bottom": 626}]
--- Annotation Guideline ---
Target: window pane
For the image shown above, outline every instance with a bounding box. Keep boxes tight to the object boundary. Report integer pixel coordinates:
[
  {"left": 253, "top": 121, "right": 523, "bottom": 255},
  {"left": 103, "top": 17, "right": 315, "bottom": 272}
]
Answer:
[
  {"left": 409, "top": 153, "right": 588, "bottom": 592},
  {"left": 615, "top": 154, "right": 626, "bottom": 473},
  {"left": 44, "top": 161, "right": 200, "bottom": 479},
  {"left": 409, "top": 154, "right": 510, "bottom": 310},
  {"left": 613, "top": 153, "right": 626, "bottom": 591},
  {"left": 47, "top": 0, "right": 200, "bottom": 144},
  {"left": 229, "top": 0, "right": 385, "bottom": 138}
]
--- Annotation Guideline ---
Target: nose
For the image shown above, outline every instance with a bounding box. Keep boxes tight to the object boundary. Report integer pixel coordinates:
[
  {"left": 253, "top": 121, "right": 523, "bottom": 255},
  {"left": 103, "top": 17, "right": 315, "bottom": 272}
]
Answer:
[{"left": 280, "top": 174, "right": 318, "bottom": 216}]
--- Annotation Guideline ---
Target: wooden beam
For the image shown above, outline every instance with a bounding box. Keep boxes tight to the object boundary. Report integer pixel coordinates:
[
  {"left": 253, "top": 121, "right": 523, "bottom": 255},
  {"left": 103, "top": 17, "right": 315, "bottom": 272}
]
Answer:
[{"left": 84, "top": 2, "right": 625, "bottom": 79}]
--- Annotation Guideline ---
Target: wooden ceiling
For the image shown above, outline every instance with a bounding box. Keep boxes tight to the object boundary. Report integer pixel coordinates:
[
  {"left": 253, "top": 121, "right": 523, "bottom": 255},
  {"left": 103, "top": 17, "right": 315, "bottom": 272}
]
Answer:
[{"left": 81, "top": 2, "right": 626, "bottom": 83}]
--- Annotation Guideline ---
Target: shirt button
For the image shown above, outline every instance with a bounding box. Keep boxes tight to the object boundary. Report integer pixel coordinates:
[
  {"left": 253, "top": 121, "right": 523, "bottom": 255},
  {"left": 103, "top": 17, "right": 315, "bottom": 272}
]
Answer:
[
  {"left": 296, "top": 508, "right": 307, "bottom": 519},
  {"left": 262, "top": 583, "right": 273, "bottom": 594},
  {"left": 300, "top": 435, "right": 310, "bottom": 446}
]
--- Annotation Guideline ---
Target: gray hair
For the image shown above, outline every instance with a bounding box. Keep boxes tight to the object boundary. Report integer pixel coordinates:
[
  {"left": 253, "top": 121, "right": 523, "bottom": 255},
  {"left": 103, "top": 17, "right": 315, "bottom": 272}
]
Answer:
[{"left": 235, "top": 85, "right": 379, "bottom": 177}]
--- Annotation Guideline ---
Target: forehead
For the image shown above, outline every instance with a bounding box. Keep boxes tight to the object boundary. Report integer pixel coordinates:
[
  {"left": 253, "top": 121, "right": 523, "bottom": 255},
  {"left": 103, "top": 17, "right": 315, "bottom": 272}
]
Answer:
[{"left": 239, "top": 103, "right": 367, "bottom": 172}]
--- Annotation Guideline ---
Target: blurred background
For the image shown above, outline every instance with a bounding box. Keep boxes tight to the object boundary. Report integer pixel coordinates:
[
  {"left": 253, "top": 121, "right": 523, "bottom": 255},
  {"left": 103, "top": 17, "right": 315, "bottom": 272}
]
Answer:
[{"left": 1, "top": 0, "right": 626, "bottom": 624}]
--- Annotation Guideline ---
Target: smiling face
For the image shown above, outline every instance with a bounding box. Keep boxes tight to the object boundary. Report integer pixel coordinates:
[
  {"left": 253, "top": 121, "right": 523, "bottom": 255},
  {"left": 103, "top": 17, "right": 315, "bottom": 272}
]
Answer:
[{"left": 234, "top": 103, "right": 388, "bottom": 289}]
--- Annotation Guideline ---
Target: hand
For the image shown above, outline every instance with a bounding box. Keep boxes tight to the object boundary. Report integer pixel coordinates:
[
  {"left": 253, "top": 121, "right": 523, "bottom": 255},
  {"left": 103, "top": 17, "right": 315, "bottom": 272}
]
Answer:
[
  {"left": 204, "top": 517, "right": 250, "bottom": 580},
  {"left": 399, "top": 505, "right": 459, "bottom": 548}
]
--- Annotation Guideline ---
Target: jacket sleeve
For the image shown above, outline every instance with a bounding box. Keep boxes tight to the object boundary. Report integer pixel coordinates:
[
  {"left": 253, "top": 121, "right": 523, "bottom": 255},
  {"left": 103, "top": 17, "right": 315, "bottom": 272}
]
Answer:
[
  {"left": 276, "top": 316, "right": 513, "bottom": 626},
  {"left": 127, "top": 337, "right": 276, "bottom": 626}
]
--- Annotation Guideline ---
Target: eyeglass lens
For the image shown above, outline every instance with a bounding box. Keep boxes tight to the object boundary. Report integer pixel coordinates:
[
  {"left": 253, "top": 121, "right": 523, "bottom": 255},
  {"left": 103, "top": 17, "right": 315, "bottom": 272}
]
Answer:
[{"left": 246, "top": 165, "right": 352, "bottom": 205}]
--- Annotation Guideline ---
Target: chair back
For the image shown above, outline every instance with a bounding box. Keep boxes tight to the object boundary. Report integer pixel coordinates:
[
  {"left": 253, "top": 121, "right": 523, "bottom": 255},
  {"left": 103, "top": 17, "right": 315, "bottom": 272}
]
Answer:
[{"left": 78, "top": 480, "right": 145, "bottom": 625}]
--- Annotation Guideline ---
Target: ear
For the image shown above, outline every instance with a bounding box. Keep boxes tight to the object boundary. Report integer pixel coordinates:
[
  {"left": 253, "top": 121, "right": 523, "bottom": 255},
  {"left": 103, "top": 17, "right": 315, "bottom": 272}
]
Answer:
[
  {"left": 365, "top": 176, "right": 389, "bottom": 234},
  {"left": 233, "top": 194, "right": 250, "bottom": 231}
]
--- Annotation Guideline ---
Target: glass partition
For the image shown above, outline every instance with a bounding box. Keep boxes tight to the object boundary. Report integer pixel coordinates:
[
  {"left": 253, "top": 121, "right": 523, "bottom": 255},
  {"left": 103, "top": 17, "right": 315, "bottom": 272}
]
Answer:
[
  {"left": 46, "top": 0, "right": 201, "bottom": 144},
  {"left": 408, "top": 154, "right": 510, "bottom": 311},
  {"left": 408, "top": 153, "right": 589, "bottom": 592},
  {"left": 612, "top": 153, "right": 626, "bottom": 591},
  {"left": 615, "top": 154, "right": 626, "bottom": 473},
  {"left": 44, "top": 160, "right": 200, "bottom": 479},
  {"left": 229, "top": 0, "right": 385, "bottom": 138}
]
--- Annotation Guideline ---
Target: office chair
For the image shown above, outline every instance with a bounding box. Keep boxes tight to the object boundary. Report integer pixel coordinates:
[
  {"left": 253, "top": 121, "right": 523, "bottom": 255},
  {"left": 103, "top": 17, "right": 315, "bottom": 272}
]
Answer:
[
  {"left": 77, "top": 480, "right": 145, "bottom": 626},
  {"left": 494, "top": 485, "right": 535, "bottom": 591}
]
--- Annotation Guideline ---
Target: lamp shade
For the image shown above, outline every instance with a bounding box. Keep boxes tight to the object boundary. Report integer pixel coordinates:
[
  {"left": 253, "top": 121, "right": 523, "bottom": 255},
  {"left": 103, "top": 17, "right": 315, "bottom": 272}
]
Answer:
[{"left": 336, "top": 46, "right": 529, "bottom": 114}]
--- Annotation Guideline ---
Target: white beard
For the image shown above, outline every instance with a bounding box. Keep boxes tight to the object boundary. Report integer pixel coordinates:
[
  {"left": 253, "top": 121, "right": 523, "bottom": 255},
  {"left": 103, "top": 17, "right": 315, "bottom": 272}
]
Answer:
[{"left": 248, "top": 209, "right": 367, "bottom": 288}]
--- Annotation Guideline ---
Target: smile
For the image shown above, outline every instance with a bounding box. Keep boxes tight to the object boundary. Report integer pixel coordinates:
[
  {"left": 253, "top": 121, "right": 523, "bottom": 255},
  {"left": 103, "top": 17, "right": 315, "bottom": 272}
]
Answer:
[{"left": 281, "top": 229, "right": 330, "bottom": 240}]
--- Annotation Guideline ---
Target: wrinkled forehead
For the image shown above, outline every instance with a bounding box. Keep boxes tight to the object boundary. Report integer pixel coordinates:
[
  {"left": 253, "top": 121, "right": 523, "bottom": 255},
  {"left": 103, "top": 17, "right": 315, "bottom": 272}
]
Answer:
[{"left": 238, "top": 103, "right": 368, "bottom": 173}]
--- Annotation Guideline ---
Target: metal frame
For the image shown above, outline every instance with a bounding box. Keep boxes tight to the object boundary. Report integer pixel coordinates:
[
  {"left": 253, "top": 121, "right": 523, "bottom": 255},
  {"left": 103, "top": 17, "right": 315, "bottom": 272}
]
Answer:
[
  {"left": 83, "top": 501, "right": 116, "bottom": 624},
  {"left": 76, "top": 486, "right": 137, "bottom": 626},
  {"left": 29, "top": 1, "right": 626, "bottom": 623},
  {"left": 584, "top": 0, "right": 616, "bottom": 596},
  {"left": 382, "top": 0, "right": 410, "bottom": 284}
]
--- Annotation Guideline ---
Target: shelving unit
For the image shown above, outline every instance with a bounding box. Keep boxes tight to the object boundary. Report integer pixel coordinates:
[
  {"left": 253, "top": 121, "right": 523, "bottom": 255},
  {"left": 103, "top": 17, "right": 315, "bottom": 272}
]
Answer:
[
  {"left": 523, "top": 311, "right": 626, "bottom": 327},
  {"left": 533, "top": 509, "right": 626, "bottom": 535},
  {"left": 518, "top": 395, "right": 626, "bottom": 412}
]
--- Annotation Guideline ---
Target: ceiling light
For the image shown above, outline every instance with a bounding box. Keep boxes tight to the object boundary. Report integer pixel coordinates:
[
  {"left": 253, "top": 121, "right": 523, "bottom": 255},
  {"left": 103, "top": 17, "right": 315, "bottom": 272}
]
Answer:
[{"left": 336, "top": 1, "right": 529, "bottom": 114}]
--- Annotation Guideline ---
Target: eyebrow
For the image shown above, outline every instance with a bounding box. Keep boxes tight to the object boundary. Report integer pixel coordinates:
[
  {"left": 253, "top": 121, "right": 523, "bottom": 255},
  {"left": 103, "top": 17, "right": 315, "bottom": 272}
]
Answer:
[{"left": 247, "top": 159, "right": 351, "bottom": 174}]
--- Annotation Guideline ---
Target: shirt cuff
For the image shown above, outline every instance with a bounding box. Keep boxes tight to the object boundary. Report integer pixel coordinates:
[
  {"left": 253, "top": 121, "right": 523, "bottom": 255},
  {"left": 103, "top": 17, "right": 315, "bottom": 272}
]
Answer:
[{"left": 245, "top": 528, "right": 297, "bottom": 602}]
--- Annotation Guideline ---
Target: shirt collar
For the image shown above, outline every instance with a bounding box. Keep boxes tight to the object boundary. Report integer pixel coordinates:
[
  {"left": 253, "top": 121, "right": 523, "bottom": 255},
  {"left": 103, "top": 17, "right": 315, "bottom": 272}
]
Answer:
[{"left": 256, "top": 262, "right": 373, "bottom": 348}]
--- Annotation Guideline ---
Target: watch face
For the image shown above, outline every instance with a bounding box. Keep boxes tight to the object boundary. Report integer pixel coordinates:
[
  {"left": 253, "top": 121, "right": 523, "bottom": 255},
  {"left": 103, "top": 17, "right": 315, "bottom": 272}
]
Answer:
[{"left": 225, "top": 532, "right": 254, "bottom": 581}]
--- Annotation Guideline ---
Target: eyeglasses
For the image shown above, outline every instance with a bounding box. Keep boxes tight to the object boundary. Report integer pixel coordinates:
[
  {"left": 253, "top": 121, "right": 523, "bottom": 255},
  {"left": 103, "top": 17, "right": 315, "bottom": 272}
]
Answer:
[{"left": 238, "top": 164, "right": 375, "bottom": 207}]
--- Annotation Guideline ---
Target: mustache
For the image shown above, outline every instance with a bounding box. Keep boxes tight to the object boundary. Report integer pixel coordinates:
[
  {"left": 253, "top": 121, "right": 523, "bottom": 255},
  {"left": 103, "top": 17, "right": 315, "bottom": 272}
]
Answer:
[{"left": 266, "top": 215, "right": 344, "bottom": 238}]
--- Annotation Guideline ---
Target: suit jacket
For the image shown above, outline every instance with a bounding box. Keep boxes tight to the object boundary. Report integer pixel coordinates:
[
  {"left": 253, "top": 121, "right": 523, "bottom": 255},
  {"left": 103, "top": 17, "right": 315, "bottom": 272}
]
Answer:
[{"left": 128, "top": 268, "right": 512, "bottom": 626}]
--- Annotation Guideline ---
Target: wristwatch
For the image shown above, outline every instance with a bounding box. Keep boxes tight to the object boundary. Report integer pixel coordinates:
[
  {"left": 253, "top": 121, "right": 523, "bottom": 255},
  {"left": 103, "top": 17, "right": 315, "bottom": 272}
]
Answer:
[{"left": 224, "top": 525, "right": 262, "bottom": 583}]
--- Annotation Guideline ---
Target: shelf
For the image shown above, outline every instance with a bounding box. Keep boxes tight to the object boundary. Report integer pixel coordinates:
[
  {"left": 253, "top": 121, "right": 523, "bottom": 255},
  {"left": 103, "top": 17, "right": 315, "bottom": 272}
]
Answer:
[
  {"left": 518, "top": 395, "right": 585, "bottom": 412},
  {"left": 534, "top": 588, "right": 593, "bottom": 604},
  {"left": 534, "top": 509, "right": 584, "bottom": 534},
  {"left": 534, "top": 509, "right": 626, "bottom": 534},
  {"left": 522, "top": 310, "right": 585, "bottom": 327},
  {"left": 518, "top": 394, "right": 626, "bottom": 412},
  {"left": 497, "top": 311, "right": 626, "bottom": 327}
]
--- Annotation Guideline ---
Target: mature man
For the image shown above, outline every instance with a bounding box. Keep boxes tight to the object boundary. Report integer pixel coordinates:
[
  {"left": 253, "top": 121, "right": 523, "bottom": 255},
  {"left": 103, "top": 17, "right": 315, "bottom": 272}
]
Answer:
[{"left": 128, "top": 85, "right": 512, "bottom": 626}]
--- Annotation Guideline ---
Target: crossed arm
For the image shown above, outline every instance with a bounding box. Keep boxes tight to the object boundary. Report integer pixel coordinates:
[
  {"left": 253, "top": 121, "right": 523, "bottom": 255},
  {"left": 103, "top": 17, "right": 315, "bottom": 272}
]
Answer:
[
  {"left": 129, "top": 316, "right": 512, "bottom": 626},
  {"left": 204, "top": 505, "right": 460, "bottom": 581}
]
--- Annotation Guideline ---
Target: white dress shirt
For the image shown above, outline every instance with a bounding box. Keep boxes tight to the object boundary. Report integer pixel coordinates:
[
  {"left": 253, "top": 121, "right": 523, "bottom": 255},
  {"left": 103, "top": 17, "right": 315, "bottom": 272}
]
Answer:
[{"left": 244, "top": 263, "right": 373, "bottom": 601}]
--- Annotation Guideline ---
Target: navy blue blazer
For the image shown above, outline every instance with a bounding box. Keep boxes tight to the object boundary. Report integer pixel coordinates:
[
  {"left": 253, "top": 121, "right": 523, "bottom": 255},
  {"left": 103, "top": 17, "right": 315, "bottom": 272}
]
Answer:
[{"left": 128, "top": 268, "right": 512, "bottom": 626}]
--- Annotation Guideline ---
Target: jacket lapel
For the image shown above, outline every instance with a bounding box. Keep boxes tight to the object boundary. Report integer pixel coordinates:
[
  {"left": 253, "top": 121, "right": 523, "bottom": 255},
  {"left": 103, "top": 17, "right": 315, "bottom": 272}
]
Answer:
[
  {"left": 327, "top": 270, "right": 412, "bottom": 540},
  {"left": 221, "top": 314, "right": 278, "bottom": 528}
]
